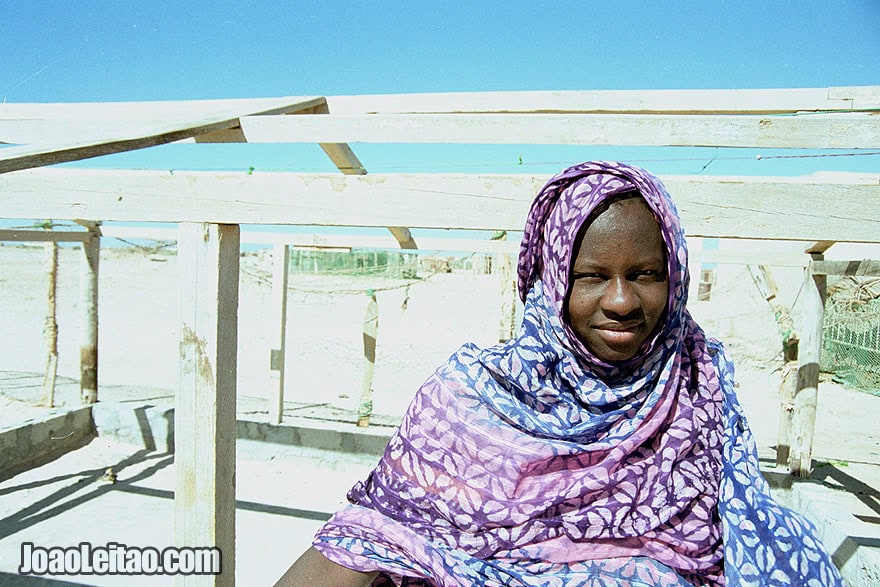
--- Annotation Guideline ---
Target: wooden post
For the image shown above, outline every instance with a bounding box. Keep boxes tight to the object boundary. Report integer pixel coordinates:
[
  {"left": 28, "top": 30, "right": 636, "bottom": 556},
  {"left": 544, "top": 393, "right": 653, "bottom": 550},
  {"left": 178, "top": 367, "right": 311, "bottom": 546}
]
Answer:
[
  {"left": 498, "top": 252, "right": 516, "bottom": 342},
  {"left": 357, "top": 291, "right": 378, "bottom": 428},
  {"left": 776, "top": 360, "right": 798, "bottom": 467},
  {"left": 269, "top": 244, "right": 289, "bottom": 425},
  {"left": 176, "top": 223, "right": 239, "bottom": 586},
  {"left": 43, "top": 235, "right": 59, "bottom": 407},
  {"left": 79, "top": 222, "right": 100, "bottom": 404},
  {"left": 789, "top": 243, "right": 831, "bottom": 477}
]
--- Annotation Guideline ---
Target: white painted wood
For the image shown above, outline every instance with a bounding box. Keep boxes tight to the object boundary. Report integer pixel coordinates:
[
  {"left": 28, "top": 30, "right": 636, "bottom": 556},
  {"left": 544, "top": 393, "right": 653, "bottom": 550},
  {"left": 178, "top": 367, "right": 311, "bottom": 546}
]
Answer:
[
  {"left": 43, "top": 240, "right": 59, "bottom": 407},
  {"left": 0, "top": 97, "right": 327, "bottom": 173},
  {"left": 357, "top": 293, "right": 379, "bottom": 428},
  {"left": 0, "top": 96, "right": 326, "bottom": 145},
  {"left": 99, "top": 226, "right": 513, "bottom": 253},
  {"left": 789, "top": 260, "right": 825, "bottom": 477},
  {"left": 268, "top": 244, "right": 289, "bottom": 425},
  {"left": 176, "top": 223, "right": 239, "bottom": 586},
  {"left": 79, "top": 223, "right": 100, "bottom": 404},
  {"left": 828, "top": 85, "right": 880, "bottom": 109},
  {"left": 324, "top": 86, "right": 880, "bottom": 114},
  {"left": 313, "top": 139, "right": 417, "bottom": 249},
  {"left": 239, "top": 112, "right": 880, "bottom": 149},
  {"left": 498, "top": 252, "right": 516, "bottom": 342},
  {"left": 96, "top": 226, "right": 809, "bottom": 265},
  {"left": 776, "top": 360, "right": 798, "bottom": 467},
  {"left": 3, "top": 169, "right": 878, "bottom": 243}
]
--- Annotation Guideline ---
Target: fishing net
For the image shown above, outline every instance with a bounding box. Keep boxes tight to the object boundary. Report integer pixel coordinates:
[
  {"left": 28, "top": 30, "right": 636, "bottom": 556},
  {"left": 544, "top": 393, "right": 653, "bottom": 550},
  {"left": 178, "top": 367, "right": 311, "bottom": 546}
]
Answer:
[{"left": 821, "top": 276, "right": 880, "bottom": 396}]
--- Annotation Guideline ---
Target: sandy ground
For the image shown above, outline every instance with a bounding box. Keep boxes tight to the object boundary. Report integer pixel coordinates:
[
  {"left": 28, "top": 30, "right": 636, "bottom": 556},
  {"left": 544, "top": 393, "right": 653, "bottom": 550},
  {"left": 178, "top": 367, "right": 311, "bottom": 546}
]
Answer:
[{"left": 0, "top": 243, "right": 878, "bottom": 583}]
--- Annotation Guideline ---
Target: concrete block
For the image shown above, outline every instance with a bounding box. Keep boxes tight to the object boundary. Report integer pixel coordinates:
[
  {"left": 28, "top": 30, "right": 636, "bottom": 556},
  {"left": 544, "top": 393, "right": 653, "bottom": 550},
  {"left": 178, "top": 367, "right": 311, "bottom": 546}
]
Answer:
[
  {"left": 91, "top": 402, "right": 175, "bottom": 453},
  {"left": 0, "top": 407, "right": 94, "bottom": 481}
]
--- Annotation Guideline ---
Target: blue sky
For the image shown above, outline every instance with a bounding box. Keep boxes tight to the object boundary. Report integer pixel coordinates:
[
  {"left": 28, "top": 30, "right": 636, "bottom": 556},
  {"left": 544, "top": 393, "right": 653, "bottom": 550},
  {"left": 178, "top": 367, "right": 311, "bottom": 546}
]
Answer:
[
  {"left": 3, "top": 1, "right": 879, "bottom": 101},
  {"left": 1, "top": 1, "right": 878, "bottom": 178}
]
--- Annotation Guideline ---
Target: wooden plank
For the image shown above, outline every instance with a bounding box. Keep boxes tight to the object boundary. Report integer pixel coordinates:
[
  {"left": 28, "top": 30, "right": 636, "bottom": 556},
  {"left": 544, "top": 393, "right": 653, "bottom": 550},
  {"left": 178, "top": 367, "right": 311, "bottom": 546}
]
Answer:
[
  {"left": 0, "top": 228, "right": 90, "bottom": 242},
  {"left": 805, "top": 240, "right": 836, "bottom": 255},
  {"left": 318, "top": 142, "right": 367, "bottom": 174},
  {"left": 99, "top": 225, "right": 516, "bottom": 254},
  {"left": 0, "top": 97, "right": 326, "bottom": 174},
  {"left": 828, "top": 86, "right": 880, "bottom": 110},
  {"left": 176, "top": 223, "right": 239, "bottom": 586},
  {"left": 0, "top": 96, "right": 327, "bottom": 145},
  {"left": 325, "top": 86, "right": 880, "bottom": 114},
  {"left": 810, "top": 259, "right": 880, "bottom": 276},
  {"left": 239, "top": 112, "right": 880, "bottom": 149},
  {"left": 2, "top": 87, "right": 874, "bottom": 146},
  {"left": 268, "top": 244, "right": 289, "bottom": 425},
  {"left": 315, "top": 139, "right": 417, "bottom": 249},
  {"left": 3, "top": 169, "right": 878, "bottom": 243},
  {"left": 96, "top": 226, "right": 808, "bottom": 265}
]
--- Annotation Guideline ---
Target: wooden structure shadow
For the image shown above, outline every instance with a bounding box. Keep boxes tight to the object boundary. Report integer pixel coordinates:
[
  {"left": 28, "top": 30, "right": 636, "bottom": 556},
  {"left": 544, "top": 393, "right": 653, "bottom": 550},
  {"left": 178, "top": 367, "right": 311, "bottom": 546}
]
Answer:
[{"left": 2, "top": 86, "right": 880, "bottom": 585}]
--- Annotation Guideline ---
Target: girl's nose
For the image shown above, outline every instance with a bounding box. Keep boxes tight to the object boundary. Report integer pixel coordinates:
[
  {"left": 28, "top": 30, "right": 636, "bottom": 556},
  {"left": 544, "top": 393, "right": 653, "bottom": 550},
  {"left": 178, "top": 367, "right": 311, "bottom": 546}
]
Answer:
[{"left": 602, "top": 276, "right": 640, "bottom": 317}]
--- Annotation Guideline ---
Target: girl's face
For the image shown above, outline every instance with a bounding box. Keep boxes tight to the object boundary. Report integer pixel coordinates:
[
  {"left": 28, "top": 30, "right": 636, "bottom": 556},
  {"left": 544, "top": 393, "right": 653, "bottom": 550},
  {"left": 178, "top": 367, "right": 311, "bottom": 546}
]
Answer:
[{"left": 566, "top": 198, "right": 668, "bottom": 362}]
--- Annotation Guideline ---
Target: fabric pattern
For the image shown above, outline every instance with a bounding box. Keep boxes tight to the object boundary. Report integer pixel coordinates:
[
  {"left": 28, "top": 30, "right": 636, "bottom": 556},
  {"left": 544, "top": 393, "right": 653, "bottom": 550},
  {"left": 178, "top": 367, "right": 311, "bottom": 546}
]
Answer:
[{"left": 312, "top": 161, "right": 843, "bottom": 586}]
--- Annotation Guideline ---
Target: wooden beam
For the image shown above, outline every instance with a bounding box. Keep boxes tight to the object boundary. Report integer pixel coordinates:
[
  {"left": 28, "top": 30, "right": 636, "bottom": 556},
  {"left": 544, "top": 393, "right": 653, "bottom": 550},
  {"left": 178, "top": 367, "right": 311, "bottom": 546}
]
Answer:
[
  {"left": 99, "top": 225, "right": 514, "bottom": 253},
  {"left": 309, "top": 98, "right": 418, "bottom": 251},
  {"left": 805, "top": 240, "right": 836, "bottom": 255},
  {"left": 94, "top": 226, "right": 810, "bottom": 265},
  {"left": 324, "top": 86, "right": 880, "bottom": 114},
  {"left": 239, "top": 112, "right": 880, "bottom": 149},
  {"left": 315, "top": 141, "right": 417, "bottom": 249},
  {"left": 2, "top": 169, "right": 878, "bottom": 243},
  {"left": 810, "top": 259, "right": 880, "bottom": 276},
  {"left": 0, "top": 96, "right": 327, "bottom": 145},
  {"left": 176, "top": 223, "right": 239, "bottom": 586},
  {"left": 318, "top": 142, "right": 367, "bottom": 175},
  {"left": 0, "top": 97, "right": 326, "bottom": 174},
  {"left": 0, "top": 228, "right": 90, "bottom": 243}
]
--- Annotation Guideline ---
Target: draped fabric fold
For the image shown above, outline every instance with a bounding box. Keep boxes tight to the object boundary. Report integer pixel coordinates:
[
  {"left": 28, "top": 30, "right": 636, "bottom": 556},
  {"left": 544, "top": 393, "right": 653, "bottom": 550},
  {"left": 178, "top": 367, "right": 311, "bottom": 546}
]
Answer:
[{"left": 311, "top": 161, "right": 843, "bottom": 586}]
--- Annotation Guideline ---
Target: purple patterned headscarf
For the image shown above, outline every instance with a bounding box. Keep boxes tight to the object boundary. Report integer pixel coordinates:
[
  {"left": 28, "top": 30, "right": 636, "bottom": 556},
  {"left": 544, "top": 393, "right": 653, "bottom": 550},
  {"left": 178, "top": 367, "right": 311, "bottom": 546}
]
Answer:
[
  {"left": 311, "top": 162, "right": 844, "bottom": 587},
  {"left": 518, "top": 161, "right": 688, "bottom": 372}
]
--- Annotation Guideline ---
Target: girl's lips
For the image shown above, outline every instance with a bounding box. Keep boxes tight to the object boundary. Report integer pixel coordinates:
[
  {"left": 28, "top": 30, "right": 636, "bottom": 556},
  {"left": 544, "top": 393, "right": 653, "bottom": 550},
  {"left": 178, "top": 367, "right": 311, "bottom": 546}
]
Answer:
[{"left": 593, "top": 323, "right": 643, "bottom": 345}]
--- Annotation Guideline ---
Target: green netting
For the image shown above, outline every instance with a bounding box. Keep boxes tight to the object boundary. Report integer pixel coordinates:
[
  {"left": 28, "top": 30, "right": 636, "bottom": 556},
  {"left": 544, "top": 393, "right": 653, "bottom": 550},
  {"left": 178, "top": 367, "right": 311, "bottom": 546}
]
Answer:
[
  {"left": 289, "top": 249, "right": 418, "bottom": 278},
  {"left": 821, "top": 277, "right": 880, "bottom": 396}
]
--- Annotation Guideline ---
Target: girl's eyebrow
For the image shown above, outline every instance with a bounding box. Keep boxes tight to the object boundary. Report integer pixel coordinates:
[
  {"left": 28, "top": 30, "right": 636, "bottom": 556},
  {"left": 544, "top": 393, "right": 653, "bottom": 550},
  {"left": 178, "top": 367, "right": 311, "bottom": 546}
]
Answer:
[{"left": 573, "top": 256, "right": 666, "bottom": 269}]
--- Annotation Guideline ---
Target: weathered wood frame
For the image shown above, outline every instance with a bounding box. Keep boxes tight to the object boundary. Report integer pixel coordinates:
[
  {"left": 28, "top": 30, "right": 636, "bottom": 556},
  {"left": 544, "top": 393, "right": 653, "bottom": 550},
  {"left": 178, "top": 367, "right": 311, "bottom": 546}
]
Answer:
[{"left": 2, "top": 86, "right": 879, "bottom": 585}]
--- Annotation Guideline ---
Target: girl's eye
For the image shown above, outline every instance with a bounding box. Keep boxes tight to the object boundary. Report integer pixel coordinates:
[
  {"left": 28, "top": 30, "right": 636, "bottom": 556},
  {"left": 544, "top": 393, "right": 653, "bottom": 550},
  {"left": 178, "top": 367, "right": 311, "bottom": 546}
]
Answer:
[
  {"left": 632, "top": 270, "right": 663, "bottom": 281},
  {"left": 573, "top": 273, "right": 603, "bottom": 283}
]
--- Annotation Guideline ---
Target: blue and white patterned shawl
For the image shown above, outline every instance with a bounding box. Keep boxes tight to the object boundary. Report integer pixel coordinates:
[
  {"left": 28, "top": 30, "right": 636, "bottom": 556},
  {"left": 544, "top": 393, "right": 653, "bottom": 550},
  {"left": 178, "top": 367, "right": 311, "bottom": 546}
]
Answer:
[{"left": 312, "top": 162, "right": 843, "bottom": 586}]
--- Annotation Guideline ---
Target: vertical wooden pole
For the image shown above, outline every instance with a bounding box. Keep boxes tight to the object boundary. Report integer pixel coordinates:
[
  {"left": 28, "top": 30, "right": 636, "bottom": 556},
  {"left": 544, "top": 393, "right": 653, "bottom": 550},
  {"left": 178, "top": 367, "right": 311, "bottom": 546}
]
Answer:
[
  {"left": 79, "top": 222, "right": 100, "bottom": 404},
  {"left": 789, "top": 244, "right": 830, "bottom": 477},
  {"left": 498, "top": 253, "right": 516, "bottom": 342},
  {"left": 43, "top": 237, "right": 59, "bottom": 407},
  {"left": 176, "top": 223, "right": 239, "bottom": 586},
  {"left": 776, "top": 360, "right": 798, "bottom": 467},
  {"left": 357, "top": 291, "right": 379, "bottom": 428},
  {"left": 269, "top": 244, "right": 289, "bottom": 425}
]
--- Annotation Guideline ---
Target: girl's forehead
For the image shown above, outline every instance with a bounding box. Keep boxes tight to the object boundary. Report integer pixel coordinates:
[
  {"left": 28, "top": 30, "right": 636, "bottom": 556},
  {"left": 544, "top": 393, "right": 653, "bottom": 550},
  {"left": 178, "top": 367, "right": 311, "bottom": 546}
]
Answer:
[{"left": 574, "top": 199, "right": 667, "bottom": 260}]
